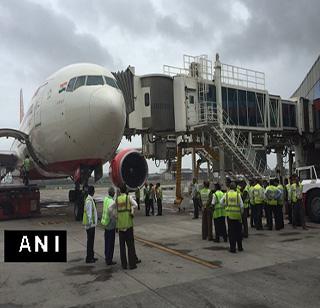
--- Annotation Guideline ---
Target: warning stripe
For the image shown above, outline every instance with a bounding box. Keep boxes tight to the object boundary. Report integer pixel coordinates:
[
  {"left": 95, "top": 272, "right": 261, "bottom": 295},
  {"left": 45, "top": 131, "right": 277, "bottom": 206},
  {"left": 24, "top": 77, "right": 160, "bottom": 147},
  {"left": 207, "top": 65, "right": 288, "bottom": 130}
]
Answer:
[{"left": 135, "top": 236, "right": 220, "bottom": 269}]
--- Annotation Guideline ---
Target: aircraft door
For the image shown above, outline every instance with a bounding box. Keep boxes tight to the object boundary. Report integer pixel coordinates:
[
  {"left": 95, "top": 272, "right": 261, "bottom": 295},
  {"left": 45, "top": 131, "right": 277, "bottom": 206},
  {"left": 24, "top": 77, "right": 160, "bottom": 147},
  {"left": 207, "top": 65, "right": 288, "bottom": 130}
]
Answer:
[
  {"left": 34, "top": 86, "right": 45, "bottom": 127},
  {"left": 186, "top": 90, "right": 198, "bottom": 126}
]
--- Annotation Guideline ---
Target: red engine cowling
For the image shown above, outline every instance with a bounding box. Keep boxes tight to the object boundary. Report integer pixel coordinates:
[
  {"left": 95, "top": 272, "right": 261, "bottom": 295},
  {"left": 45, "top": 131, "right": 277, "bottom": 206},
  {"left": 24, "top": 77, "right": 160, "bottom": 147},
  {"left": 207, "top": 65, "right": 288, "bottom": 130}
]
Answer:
[{"left": 109, "top": 149, "right": 148, "bottom": 190}]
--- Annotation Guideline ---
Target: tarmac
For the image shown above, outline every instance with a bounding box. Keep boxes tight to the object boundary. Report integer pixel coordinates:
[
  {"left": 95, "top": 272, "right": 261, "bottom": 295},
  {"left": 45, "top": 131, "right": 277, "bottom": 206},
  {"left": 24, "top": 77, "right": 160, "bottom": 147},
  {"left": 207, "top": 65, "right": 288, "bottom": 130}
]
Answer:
[{"left": 1, "top": 187, "right": 320, "bottom": 308}]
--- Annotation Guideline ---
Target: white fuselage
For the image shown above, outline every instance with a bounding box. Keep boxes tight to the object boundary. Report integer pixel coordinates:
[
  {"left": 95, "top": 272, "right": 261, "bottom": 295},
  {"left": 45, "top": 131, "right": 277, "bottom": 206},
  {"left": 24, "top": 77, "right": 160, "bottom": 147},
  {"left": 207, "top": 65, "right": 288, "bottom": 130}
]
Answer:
[{"left": 12, "top": 63, "right": 126, "bottom": 178}]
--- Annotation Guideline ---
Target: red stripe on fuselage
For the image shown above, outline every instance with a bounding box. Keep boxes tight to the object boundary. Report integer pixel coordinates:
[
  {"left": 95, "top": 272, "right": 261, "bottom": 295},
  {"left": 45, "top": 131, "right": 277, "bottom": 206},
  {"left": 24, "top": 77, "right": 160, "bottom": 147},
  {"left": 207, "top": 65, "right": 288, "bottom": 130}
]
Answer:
[{"left": 29, "top": 158, "right": 103, "bottom": 180}]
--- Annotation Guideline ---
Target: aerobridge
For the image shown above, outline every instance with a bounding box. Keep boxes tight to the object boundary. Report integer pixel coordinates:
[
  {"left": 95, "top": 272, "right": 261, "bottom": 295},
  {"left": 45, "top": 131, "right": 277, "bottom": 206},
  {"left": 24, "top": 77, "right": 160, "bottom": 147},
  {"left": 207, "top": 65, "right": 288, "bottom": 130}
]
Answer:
[{"left": 114, "top": 53, "right": 304, "bottom": 192}]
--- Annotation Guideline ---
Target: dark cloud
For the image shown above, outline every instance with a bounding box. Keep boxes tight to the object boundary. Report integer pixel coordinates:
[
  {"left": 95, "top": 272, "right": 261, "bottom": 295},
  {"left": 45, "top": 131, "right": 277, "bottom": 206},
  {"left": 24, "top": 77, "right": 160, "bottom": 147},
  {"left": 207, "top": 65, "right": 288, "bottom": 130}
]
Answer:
[{"left": 0, "top": 0, "right": 116, "bottom": 81}]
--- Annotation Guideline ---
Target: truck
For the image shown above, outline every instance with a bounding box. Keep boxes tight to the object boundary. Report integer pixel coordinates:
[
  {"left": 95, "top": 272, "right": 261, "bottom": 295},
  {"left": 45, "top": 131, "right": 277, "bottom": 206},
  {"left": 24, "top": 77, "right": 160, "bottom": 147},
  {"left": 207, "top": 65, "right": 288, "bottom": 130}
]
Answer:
[{"left": 296, "top": 165, "right": 320, "bottom": 222}]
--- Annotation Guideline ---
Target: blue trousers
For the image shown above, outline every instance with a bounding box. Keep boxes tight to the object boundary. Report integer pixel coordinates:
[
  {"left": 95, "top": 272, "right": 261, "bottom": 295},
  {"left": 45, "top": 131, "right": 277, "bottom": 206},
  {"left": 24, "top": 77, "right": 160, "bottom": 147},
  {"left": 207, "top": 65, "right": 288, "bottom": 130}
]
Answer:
[{"left": 104, "top": 228, "right": 115, "bottom": 264}]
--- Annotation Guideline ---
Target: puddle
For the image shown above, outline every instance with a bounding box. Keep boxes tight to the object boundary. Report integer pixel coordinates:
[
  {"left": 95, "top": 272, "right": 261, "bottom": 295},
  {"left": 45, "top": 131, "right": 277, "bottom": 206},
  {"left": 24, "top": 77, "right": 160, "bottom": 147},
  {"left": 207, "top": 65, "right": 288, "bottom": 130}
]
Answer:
[
  {"left": 63, "top": 266, "right": 113, "bottom": 283},
  {"left": 21, "top": 278, "right": 45, "bottom": 285},
  {"left": 280, "top": 238, "right": 302, "bottom": 242},
  {"left": 278, "top": 232, "right": 301, "bottom": 236},
  {"left": 204, "top": 246, "right": 228, "bottom": 251}
]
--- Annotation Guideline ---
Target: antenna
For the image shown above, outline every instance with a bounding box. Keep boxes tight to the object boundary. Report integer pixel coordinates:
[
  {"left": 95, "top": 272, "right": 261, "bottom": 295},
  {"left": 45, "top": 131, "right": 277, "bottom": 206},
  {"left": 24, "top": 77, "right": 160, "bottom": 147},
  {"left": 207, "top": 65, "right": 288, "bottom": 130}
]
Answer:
[{"left": 20, "top": 88, "right": 24, "bottom": 123}]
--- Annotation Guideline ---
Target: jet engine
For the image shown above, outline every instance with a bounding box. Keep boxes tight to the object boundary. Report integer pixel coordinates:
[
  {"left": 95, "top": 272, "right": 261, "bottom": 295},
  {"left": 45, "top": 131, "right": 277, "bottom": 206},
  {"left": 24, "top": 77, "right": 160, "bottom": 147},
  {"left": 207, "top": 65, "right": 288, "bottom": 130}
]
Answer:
[{"left": 109, "top": 149, "right": 148, "bottom": 190}]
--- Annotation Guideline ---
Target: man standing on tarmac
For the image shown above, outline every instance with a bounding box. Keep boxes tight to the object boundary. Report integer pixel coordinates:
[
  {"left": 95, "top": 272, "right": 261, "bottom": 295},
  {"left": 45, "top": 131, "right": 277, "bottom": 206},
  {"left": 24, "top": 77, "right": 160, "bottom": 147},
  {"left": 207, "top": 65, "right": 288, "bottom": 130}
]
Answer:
[
  {"left": 101, "top": 187, "right": 117, "bottom": 265},
  {"left": 249, "top": 179, "right": 255, "bottom": 228},
  {"left": 143, "top": 182, "right": 150, "bottom": 216},
  {"left": 285, "top": 178, "right": 292, "bottom": 224},
  {"left": 212, "top": 183, "right": 227, "bottom": 242},
  {"left": 83, "top": 186, "right": 98, "bottom": 263},
  {"left": 149, "top": 183, "right": 155, "bottom": 215},
  {"left": 22, "top": 154, "right": 31, "bottom": 185},
  {"left": 252, "top": 179, "right": 265, "bottom": 230},
  {"left": 291, "top": 175, "right": 307, "bottom": 230},
  {"left": 200, "top": 181, "right": 213, "bottom": 241},
  {"left": 155, "top": 183, "right": 163, "bottom": 216},
  {"left": 116, "top": 184, "right": 139, "bottom": 269},
  {"left": 221, "top": 182, "right": 244, "bottom": 253},
  {"left": 241, "top": 180, "right": 250, "bottom": 238},
  {"left": 189, "top": 178, "right": 200, "bottom": 219},
  {"left": 276, "top": 178, "right": 285, "bottom": 229},
  {"left": 265, "top": 179, "right": 281, "bottom": 230},
  {"left": 135, "top": 188, "right": 141, "bottom": 210}
]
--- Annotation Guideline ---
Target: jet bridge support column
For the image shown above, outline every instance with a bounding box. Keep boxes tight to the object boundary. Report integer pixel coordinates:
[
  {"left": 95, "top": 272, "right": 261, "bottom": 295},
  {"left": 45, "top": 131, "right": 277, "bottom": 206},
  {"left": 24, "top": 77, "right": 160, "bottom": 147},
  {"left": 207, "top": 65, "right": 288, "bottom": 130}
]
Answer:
[
  {"left": 294, "top": 139, "right": 304, "bottom": 169},
  {"left": 215, "top": 54, "right": 226, "bottom": 186}
]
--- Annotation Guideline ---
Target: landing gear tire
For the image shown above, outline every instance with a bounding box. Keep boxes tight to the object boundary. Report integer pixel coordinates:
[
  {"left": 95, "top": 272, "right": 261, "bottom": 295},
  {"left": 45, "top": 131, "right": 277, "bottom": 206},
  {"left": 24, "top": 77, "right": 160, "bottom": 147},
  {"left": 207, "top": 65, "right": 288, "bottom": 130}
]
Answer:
[
  {"left": 69, "top": 190, "right": 76, "bottom": 202},
  {"left": 307, "top": 191, "right": 320, "bottom": 223},
  {"left": 74, "top": 192, "right": 84, "bottom": 221}
]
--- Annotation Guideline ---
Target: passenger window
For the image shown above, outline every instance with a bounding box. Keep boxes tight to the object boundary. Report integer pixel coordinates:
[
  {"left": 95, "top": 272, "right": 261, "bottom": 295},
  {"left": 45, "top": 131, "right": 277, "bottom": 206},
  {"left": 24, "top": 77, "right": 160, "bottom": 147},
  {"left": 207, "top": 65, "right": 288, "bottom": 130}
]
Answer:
[
  {"left": 66, "top": 77, "right": 76, "bottom": 92},
  {"left": 144, "top": 93, "right": 150, "bottom": 107},
  {"left": 86, "top": 75, "right": 104, "bottom": 86},
  {"left": 74, "top": 76, "right": 86, "bottom": 90},
  {"left": 104, "top": 76, "right": 119, "bottom": 89}
]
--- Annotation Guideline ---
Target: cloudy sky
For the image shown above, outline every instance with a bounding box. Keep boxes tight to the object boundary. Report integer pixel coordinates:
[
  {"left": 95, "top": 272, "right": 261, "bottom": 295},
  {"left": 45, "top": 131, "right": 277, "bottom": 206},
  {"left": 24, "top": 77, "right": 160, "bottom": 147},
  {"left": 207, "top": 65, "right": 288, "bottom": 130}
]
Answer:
[{"left": 0, "top": 0, "right": 319, "bottom": 172}]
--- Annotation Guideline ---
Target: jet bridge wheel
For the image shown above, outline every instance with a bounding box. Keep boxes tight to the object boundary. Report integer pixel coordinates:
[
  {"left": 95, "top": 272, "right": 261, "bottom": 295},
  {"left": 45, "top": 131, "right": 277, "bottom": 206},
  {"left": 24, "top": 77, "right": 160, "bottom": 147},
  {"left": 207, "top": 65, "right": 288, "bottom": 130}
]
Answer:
[
  {"left": 74, "top": 191, "right": 84, "bottom": 221},
  {"left": 307, "top": 190, "right": 320, "bottom": 223}
]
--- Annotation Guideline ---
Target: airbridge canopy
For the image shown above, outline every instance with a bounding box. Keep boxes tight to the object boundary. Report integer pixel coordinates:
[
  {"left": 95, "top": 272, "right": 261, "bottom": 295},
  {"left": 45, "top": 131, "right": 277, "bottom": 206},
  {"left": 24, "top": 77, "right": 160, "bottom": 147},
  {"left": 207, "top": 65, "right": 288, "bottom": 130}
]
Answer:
[{"left": 0, "top": 128, "right": 45, "bottom": 168}]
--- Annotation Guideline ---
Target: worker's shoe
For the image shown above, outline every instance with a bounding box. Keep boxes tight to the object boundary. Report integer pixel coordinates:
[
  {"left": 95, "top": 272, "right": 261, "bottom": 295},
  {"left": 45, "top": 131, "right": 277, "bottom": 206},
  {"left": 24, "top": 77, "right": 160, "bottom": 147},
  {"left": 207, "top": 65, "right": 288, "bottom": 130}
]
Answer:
[
  {"left": 106, "top": 261, "right": 117, "bottom": 265},
  {"left": 86, "top": 259, "right": 96, "bottom": 264},
  {"left": 238, "top": 247, "right": 244, "bottom": 252},
  {"left": 136, "top": 259, "right": 142, "bottom": 264},
  {"left": 129, "top": 265, "right": 137, "bottom": 270},
  {"left": 213, "top": 238, "right": 220, "bottom": 243},
  {"left": 229, "top": 249, "right": 236, "bottom": 253}
]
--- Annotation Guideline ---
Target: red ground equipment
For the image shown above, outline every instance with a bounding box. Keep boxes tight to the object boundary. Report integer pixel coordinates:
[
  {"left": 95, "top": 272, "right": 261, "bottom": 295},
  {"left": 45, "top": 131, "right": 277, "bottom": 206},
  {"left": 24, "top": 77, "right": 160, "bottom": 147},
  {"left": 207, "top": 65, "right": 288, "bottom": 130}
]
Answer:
[{"left": 0, "top": 184, "right": 40, "bottom": 220}]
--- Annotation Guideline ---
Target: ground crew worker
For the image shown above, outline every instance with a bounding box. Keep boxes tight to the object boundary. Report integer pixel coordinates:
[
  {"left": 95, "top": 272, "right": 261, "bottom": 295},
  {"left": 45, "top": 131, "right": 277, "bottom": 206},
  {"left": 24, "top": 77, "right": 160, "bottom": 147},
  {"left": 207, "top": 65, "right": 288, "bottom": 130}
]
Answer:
[
  {"left": 149, "top": 183, "right": 155, "bottom": 215},
  {"left": 252, "top": 179, "right": 265, "bottom": 230},
  {"left": 265, "top": 179, "right": 281, "bottom": 230},
  {"left": 241, "top": 181, "right": 250, "bottom": 238},
  {"left": 291, "top": 175, "right": 307, "bottom": 230},
  {"left": 189, "top": 178, "right": 200, "bottom": 219},
  {"left": 285, "top": 178, "right": 292, "bottom": 224},
  {"left": 276, "top": 178, "right": 285, "bottom": 229},
  {"left": 116, "top": 184, "right": 138, "bottom": 270},
  {"left": 101, "top": 187, "right": 117, "bottom": 265},
  {"left": 212, "top": 183, "right": 227, "bottom": 242},
  {"left": 249, "top": 179, "right": 255, "bottom": 228},
  {"left": 155, "top": 183, "right": 163, "bottom": 216},
  {"left": 221, "top": 182, "right": 243, "bottom": 253},
  {"left": 22, "top": 154, "right": 31, "bottom": 185},
  {"left": 143, "top": 182, "right": 150, "bottom": 216},
  {"left": 135, "top": 188, "right": 140, "bottom": 210},
  {"left": 83, "top": 186, "right": 98, "bottom": 263},
  {"left": 200, "top": 181, "right": 213, "bottom": 241}
]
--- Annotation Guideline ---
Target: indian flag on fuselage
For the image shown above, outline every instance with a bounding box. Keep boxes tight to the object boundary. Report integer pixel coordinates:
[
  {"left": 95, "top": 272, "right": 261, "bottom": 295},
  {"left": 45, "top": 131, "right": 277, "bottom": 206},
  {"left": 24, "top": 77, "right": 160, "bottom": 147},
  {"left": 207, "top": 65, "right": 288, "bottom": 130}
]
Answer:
[{"left": 59, "top": 81, "right": 68, "bottom": 93}]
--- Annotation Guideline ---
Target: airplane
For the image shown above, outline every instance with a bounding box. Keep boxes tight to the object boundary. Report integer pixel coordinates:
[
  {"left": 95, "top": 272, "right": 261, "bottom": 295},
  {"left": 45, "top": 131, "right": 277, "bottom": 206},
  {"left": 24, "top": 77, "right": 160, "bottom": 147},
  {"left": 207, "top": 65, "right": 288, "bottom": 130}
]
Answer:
[{"left": 0, "top": 63, "right": 148, "bottom": 220}]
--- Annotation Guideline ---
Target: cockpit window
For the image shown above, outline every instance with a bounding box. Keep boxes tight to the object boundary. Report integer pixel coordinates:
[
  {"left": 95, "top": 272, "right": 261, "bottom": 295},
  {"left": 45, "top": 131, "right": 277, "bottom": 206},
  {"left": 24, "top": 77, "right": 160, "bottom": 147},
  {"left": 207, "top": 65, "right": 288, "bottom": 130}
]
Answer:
[
  {"left": 74, "top": 76, "right": 86, "bottom": 90},
  {"left": 66, "top": 77, "right": 76, "bottom": 92},
  {"left": 86, "top": 75, "right": 104, "bottom": 86},
  {"left": 104, "top": 76, "right": 119, "bottom": 89}
]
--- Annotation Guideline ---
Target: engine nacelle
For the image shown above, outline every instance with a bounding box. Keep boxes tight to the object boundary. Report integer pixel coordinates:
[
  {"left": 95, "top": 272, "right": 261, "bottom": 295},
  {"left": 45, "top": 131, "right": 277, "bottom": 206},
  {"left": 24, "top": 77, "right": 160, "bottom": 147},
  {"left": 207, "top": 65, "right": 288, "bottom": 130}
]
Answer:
[{"left": 109, "top": 149, "right": 148, "bottom": 190}]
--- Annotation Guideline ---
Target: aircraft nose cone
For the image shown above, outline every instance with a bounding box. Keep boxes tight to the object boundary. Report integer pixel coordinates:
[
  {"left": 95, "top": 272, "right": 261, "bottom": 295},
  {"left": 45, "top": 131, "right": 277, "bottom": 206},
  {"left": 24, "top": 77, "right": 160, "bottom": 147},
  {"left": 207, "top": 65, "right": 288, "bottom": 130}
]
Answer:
[{"left": 90, "top": 87, "right": 126, "bottom": 135}]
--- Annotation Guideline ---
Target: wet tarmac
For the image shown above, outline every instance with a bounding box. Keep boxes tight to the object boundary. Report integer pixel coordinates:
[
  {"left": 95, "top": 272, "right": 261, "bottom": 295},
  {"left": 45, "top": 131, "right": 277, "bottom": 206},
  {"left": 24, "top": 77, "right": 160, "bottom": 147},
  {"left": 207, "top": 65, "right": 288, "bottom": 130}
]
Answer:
[{"left": 1, "top": 187, "right": 320, "bottom": 307}]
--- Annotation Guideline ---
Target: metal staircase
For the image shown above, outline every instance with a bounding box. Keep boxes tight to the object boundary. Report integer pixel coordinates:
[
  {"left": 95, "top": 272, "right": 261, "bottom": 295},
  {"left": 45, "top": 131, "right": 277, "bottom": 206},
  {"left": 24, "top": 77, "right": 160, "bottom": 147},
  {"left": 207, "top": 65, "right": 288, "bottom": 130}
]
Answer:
[{"left": 197, "top": 104, "right": 271, "bottom": 178}]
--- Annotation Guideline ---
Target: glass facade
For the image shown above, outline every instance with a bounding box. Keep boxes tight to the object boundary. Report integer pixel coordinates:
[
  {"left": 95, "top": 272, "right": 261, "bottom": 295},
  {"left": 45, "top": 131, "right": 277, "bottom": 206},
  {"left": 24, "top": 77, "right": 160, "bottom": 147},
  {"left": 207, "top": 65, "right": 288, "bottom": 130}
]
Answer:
[{"left": 282, "top": 103, "right": 296, "bottom": 127}]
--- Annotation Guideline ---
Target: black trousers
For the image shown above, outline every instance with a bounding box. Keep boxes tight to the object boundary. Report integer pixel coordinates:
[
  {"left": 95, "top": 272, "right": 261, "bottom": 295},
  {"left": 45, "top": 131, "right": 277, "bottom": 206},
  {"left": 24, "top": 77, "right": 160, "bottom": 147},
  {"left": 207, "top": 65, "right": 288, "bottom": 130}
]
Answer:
[
  {"left": 157, "top": 199, "right": 162, "bottom": 215},
  {"left": 292, "top": 200, "right": 306, "bottom": 227},
  {"left": 242, "top": 208, "right": 249, "bottom": 237},
  {"left": 227, "top": 218, "right": 243, "bottom": 252},
  {"left": 266, "top": 205, "right": 282, "bottom": 230},
  {"left": 202, "top": 207, "right": 213, "bottom": 240},
  {"left": 149, "top": 200, "right": 154, "bottom": 215},
  {"left": 104, "top": 228, "right": 115, "bottom": 264},
  {"left": 213, "top": 216, "right": 227, "bottom": 241},
  {"left": 119, "top": 227, "right": 136, "bottom": 269},
  {"left": 86, "top": 227, "right": 95, "bottom": 261},
  {"left": 287, "top": 202, "right": 293, "bottom": 224},
  {"left": 136, "top": 198, "right": 140, "bottom": 210},
  {"left": 253, "top": 204, "right": 263, "bottom": 229},
  {"left": 278, "top": 205, "right": 284, "bottom": 229},
  {"left": 193, "top": 197, "right": 200, "bottom": 218},
  {"left": 250, "top": 204, "right": 255, "bottom": 227},
  {"left": 145, "top": 198, "right": 149, "bottom": 216}
]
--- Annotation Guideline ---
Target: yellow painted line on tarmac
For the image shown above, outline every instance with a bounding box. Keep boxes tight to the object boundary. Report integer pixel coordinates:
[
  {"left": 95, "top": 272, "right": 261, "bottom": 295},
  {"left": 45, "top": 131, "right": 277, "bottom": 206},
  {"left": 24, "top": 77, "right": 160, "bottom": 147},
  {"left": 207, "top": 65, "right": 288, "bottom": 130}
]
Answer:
[{"left": 135, "top": 236, "right": 220, "bottom": 269}]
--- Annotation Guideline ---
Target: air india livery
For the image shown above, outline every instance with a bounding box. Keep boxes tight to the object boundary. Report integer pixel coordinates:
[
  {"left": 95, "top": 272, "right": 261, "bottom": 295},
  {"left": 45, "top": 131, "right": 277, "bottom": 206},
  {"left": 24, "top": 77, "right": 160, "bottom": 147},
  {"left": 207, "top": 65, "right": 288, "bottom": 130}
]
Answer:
[{"left": 0, "top": 63, "right": 148, "bottom": 219}]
